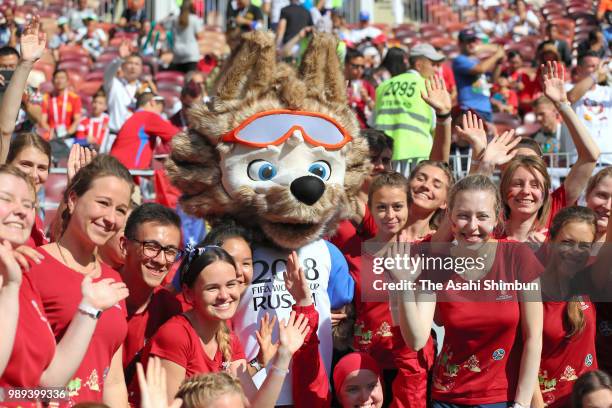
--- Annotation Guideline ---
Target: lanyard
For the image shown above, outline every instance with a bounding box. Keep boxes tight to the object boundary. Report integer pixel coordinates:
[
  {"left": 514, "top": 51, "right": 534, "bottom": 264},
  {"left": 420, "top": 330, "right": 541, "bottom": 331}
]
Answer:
[
  {"left": 88, "top": 116, "right": 106, "bottom": 144},
  {"left": 52, "top": 90, "right": 69, "bottom": 125}
]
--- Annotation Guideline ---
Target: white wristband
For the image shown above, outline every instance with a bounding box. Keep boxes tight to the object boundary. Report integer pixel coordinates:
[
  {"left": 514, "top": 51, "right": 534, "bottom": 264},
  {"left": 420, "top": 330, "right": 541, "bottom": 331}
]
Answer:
[{"left": 78, "top": 301, "right": 102, "bottom": 319}]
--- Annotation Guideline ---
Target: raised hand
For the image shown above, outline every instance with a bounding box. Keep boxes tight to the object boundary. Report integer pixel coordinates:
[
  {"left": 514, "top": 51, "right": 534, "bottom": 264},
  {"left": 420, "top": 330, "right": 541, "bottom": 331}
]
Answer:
[
  {"left": 81, "top": 275, "right": 129, "bottom": 311},
  {"left": 0, "top": 241, "right": 23, "bottom": 288},
  {"left": 137, "top": 357, "right": 182, "bottom": 408},
  {"left": 67, "top": 144, "right": 97, "bottom": 184},
  {"left": 541, "top": 61, "right": 568, "bottom": 104},
  {"left": 13, "top": 245, "right": 44, "bottom": 270},
  {"left": 283, "top": 251, "right": 312, "bottom": 306},
  {"left": 455, "top": 112, "right": 488, "bottom": 156},
  {"left": 255, "top": 313, "right": 278, "bottom": 366},
  {"left": 480, "top": 129, "right": 520, "bottom": 167},
  {"left": 20, "top": 15, "right": 46, "bottom": 63},
  {"left": 278, "top": 311, "right": 310, "bottom": 355},
  {"left": 119, "top": 39, "right": 133, "bottom": 59},
  {"left": 384, "top": 241, "right": 417, "bottom": 283},
  {"left": 421, "top": 74, "right": 452, "bottom": 115}
]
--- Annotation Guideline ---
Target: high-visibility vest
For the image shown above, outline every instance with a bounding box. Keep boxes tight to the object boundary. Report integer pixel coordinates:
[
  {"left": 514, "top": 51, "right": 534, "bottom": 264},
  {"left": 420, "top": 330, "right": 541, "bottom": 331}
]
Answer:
[
  {"left": 251, "top": 0, "right": 262, "bottom": 6},
  {"left": 374, "top": 70, "right": 434, "bottom": 161}
]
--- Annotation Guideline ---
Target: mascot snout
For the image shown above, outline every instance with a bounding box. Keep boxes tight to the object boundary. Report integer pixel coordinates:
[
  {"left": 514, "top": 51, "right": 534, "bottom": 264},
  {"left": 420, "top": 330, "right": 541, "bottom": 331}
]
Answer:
[{"left": 290, "top": 175, "right": 325, "bottom": 205}]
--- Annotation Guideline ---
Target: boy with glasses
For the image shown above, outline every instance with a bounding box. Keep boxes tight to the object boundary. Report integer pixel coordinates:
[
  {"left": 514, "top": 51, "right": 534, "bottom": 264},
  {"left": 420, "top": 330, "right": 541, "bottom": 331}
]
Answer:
[{"left": 119, "top": 202, "right": 183, "bottom": 405}]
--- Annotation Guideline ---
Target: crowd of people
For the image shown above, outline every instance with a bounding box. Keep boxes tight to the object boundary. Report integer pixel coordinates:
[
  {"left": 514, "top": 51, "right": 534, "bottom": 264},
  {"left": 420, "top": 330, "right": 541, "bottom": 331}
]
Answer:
[{"left": 0, "top": 0, "right": 612, "bottom": 408}]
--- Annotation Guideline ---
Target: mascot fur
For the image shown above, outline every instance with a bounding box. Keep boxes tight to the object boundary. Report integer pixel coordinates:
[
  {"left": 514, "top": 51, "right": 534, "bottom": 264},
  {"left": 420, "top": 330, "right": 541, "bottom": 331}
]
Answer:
[{"left": 166, "top": 31, "right": 369, "bottom": 404}]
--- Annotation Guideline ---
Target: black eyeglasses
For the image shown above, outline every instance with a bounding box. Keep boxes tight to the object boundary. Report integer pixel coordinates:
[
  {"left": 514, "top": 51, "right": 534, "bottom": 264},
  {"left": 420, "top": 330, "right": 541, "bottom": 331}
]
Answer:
[
  {"left": 129, "top": 239, "right": 183, "bottom": 262},
  {"left": 350, "top": 63, "right": 366, "bottom": 69}
]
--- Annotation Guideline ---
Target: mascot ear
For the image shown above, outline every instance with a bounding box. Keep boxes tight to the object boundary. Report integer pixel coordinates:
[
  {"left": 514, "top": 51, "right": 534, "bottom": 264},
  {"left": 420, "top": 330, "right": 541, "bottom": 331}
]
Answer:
[
  {"left": 215, "top": 30, "right": 277, "bottom": 101},
  {"left": 299, "top": 33, "right": 347, "bottom": 106}
]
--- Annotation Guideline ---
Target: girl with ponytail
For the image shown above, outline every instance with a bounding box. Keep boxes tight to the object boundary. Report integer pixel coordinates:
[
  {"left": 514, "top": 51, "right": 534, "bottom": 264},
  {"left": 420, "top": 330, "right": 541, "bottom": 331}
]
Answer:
[{"left": 535, "top": 206, "right": 600, "bottom": 408}]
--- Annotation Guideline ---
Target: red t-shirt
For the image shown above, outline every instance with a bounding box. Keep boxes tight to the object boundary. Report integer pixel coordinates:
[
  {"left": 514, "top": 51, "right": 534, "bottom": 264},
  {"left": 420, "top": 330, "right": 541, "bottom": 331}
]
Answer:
[
  {"left": 540, "top": 299, "right": 598, "bottom": 408},
  {"left": 28, "top": 249, "right": 128, "bottom": 404},
  {"left": 41, "top": 90, "right": 82, "bottom": 130},
  {"left": 25, "top": 215, "right": 48, "bottom": 248},
  {"left": 124, "top": 288, "right": 183, "bottom": 406},
  {"left": 440, "top": 63, "right": 456, "bottom": 92},
  {"left": 76, "top": 114, "right": 110, "bottom": 146},
  {"left": 147, "top": 314, "right": 246, "bottom": 376},
  {"left": 0, "top": 272, "right": 56, "bottom": 387},
  {"left": 427, "top": 241, "right": 543, "bottom": 405},
  {"left": 109, "top": 110, "right": 179, "bottom": 170},
  {"left": 330, "top": 209, "right": 433, "bottom": 407},
  {"left": 546, "top": 185, "right": 568, "bottom": 230}
]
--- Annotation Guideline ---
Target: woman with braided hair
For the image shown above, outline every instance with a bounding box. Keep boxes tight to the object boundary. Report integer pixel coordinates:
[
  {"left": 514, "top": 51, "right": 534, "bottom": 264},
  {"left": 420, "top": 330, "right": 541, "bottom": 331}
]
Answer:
[
  {"left": 145, "top": 245, "right": 311, "bottom": 406},
  {"left": 28, "top": 154, "right": 134, "bottom": 406}
]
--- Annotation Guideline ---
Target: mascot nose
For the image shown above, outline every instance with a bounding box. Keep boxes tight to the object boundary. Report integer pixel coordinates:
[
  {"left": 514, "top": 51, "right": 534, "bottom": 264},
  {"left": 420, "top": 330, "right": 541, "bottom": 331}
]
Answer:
[{"left": 290, "top": 176, "right": 325, "bottom": 205}]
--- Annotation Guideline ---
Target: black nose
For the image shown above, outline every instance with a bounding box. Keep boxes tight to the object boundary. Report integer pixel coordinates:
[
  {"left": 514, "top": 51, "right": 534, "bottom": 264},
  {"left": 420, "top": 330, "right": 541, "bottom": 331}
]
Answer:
[{"left": 290, "top": 176, "right": 325, "bottom": 205}]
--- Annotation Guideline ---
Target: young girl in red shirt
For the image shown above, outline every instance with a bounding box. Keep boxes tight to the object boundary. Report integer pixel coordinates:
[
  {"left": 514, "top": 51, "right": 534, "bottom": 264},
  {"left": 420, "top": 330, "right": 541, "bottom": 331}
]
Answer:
[
  {"left": 392, "top": 174, "right": 543, "bottom": 408},
  {"left": 149, "top": 246, "right": 309, "bottom": 405},
  {"left": 0, "top": 165, "right": 128, "bottom": 392},
  {"left": 534, "top": 206, "right": 601, "bottom": 408},
  {"left": 28, "top": 155, "right": 134, "bottom": 406}
]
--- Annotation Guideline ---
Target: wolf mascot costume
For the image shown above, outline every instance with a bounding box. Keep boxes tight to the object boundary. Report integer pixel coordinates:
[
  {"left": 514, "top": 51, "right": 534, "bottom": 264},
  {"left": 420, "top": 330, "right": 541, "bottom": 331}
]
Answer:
[{"left": 166, "top": 31, "right": 369, "bottom": 404}]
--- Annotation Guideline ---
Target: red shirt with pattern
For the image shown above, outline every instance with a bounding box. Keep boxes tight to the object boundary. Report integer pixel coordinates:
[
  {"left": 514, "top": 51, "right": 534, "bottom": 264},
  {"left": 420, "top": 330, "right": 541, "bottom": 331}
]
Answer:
[
  {"left": 76, "top": 114, "right": 110, "bottom": 146},
  {"left": 147, "top": 314, "right": 246, "bottom": 376},
  {"left": 0, "top": 272, "right": 56, "bottom": 387},
  {"left": 330, "top": 208, "right": 434, "bottom": 408},
  {"left": 425, "top": 241, "right": 543, "bottom": 405},
  {"left": 540, "top": 298, "right": 597, "bottom": 408},
  {"left": 28, "top": 249, "right": 128, "bottom": 404}
]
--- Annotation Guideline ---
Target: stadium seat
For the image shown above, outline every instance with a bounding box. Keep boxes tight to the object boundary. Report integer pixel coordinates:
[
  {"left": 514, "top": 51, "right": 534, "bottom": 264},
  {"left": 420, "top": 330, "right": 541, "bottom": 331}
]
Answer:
[{"left": 155, "top": 71, "right": 185, "bottom": 86}]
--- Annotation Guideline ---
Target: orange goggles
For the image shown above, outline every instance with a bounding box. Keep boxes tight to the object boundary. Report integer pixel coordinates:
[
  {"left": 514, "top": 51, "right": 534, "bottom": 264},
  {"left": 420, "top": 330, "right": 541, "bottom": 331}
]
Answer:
[{"left": 222, "top": 110, "right": 352, "bottom": 150}]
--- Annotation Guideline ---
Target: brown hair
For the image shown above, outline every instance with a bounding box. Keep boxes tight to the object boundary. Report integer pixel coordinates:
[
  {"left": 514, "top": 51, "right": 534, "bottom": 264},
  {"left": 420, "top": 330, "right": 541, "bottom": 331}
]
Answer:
[
  {"left": 408, "top": 160, "right": 455, "bottom": 229},
  {"left": 60, "top": 155, "right": 134, "bottom": 235},
  {"left": 178, "top": 0, "right": 192, "bottom": 29},
  {"left": 549, "top": 206, "right": 597, "bottom": 338},
  {"left": 0, "top": 165, "right": 36, "bottom": 201},
  {"left": 6, "top": 132, "right": 52, "bottom": 167},
  {"left": 367, "top": 171, "right": 408, "bottom": 208},
  {"left": 500, "top": 156, "right": 551, "bottom": 230},
  {"left": 571, "top": 370, "right": 612, "bottom": 408},
  {"left": 586, "top": 166, "right": 612, "bottom": 198},
  {"left": 513, "top": 137, "right": 544, "bottom": 156},
  {"left": 179, "top": 246, "right": 237, "bottom": 364},
  {"left": 176, "top": 372, "right": 247, "bottom": 408},
  {"left": 448, "top": 174, "right": 501, "bottom": 216}
]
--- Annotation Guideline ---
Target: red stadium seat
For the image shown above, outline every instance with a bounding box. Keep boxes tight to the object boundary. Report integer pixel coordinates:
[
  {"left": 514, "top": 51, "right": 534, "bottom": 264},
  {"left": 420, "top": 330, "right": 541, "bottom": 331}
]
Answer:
[
  {"left": 78, "top": 80, "right": 103, "bottom": 96},
  {"left": 58, "top": 62, "right": 89, "bottom": 77},
  {"left": 85, "top": 71, "right": 105, "bottom": 82},
  {"left": 157, "top": 82, "right": 183, "bottom": 94},
  {"left": 155, "top": 71, "right": 185, "bottom": 86}
]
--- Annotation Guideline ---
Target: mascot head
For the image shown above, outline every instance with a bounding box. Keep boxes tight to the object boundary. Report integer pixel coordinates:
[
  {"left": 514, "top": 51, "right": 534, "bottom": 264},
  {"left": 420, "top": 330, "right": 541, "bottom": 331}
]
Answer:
[{"left": 167, "top": 31, "right": 370, "bottom": 250}]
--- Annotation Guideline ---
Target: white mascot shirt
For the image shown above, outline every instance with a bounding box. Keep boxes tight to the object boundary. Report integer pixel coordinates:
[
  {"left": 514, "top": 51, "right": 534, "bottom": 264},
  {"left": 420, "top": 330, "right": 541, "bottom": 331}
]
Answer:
[{"left": 233, "top": 238, "right": 353, "bottom": 405}]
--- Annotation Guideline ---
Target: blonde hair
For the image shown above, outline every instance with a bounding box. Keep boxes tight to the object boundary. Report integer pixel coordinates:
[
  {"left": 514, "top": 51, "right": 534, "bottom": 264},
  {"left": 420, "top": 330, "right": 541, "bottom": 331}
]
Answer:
[
  {"left": 500, "top": 156, "right": 551, "bottom": 230},
  {"left": 448, "top": 174, "right": 501, "bottom": 216},
  {"left": 586, "top": 166, "right": 612, "bottom": 198},
  {"left": 0, "top": 165, "right": 36, "bottom": 201},
  {"left": 176, "top": 372, "right": 246, "bottom": 408}
]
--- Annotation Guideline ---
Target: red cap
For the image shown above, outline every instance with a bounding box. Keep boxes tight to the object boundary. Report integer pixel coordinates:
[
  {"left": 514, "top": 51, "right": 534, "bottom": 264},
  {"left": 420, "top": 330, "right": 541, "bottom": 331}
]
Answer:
[{"left": 373, "top": 34, "right": 387, "bottom": 45}]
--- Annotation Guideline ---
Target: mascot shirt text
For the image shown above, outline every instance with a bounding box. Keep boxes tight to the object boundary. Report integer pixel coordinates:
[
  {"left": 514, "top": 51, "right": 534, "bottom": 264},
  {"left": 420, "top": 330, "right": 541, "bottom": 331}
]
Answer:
[{"left": 233, "top": 239, "right": 354, "bottom": 406}]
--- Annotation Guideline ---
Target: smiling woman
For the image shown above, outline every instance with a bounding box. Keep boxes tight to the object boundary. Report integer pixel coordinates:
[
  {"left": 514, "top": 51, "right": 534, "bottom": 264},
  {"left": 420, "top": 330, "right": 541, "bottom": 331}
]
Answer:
[
  {"left": 27, "top": 155, "right": 134, "bottom": 406},
  {"left": 6, "top": 133, "right": 52, "bottom": 247}
]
